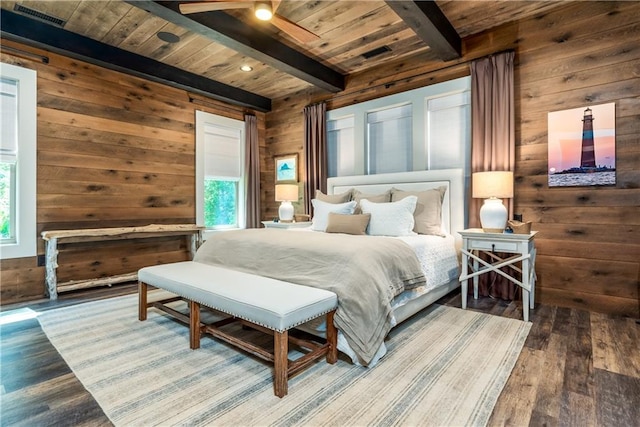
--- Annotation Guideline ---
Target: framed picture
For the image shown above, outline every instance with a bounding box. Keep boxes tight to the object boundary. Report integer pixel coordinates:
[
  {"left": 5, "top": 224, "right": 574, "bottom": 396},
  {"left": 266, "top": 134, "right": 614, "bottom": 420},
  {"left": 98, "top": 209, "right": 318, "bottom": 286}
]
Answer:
[
  {"left": 275, "top": 153, "right": 298, "bottom": 183},
  {"left": 547, "top": 102, "right": 616, "bottom": 187}
]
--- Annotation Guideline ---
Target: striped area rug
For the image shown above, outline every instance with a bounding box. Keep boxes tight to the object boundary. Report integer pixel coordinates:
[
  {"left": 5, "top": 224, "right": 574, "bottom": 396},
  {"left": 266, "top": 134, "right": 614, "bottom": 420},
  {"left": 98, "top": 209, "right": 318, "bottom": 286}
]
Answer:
[{"left": 38, "top": 292, "right": 530, "bottom": 426}]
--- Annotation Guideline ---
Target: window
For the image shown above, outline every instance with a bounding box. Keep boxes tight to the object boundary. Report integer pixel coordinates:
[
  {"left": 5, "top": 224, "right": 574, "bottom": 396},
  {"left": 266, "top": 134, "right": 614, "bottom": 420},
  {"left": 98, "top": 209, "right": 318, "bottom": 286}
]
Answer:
[
  {"left": 195, "top": 111, "right": 245, "bottom": 237},
  {"left": 327, "top": 115, "right": 355, "bottom": 177},
  {"left": 426, "top": 90, "right": 471, "bottom": 169},
  {"left": 0, "top": 63, "right": 36, "bottom": 260},
  {"left": 326, "top": 76, "right": 470, "bottom": 177},
  {"left": 367, "top": 104, "right": 412, "bottom": 174}
]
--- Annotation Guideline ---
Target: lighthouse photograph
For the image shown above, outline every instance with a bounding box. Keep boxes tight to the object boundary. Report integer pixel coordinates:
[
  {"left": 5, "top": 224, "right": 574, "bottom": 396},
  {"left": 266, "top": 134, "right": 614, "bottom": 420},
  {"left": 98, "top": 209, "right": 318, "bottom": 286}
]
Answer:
[{"left": 547, "top": 102, "right": 616, "bottom": 187}]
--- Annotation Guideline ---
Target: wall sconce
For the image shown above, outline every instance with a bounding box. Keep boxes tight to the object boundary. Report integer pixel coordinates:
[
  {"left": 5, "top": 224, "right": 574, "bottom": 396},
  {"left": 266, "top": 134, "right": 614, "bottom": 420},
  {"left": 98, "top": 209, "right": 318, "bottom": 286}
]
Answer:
[
  {"left": 275, "top": 184, "right": 298, "bottom": 222},
  {"left": 472, "top": 171, "right": 514, "bottom": 232}
]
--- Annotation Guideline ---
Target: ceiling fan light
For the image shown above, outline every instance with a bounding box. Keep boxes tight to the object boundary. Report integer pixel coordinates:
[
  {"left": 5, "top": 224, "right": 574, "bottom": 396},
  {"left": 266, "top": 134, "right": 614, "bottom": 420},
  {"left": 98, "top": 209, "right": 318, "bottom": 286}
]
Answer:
[{"left": 255, "top": 2, "right": 272, "bottom": 21}]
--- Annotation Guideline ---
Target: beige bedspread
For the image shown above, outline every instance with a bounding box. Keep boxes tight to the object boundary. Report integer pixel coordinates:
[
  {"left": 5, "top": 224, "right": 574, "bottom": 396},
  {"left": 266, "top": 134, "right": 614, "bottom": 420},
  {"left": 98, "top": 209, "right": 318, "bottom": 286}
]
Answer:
[{"left": 193, "top": 228, "right": 426, "bottom": 365}]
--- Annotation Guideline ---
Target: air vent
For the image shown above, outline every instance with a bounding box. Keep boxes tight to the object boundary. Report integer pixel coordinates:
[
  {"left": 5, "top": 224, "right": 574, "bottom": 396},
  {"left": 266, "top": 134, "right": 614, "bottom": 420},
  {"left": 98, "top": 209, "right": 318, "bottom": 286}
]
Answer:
[
  {"left": 362, "top": 46, "right": 391, "bottom": 59},
  {"left": 13, "top": 4, "right": 66, "bottom": 27}
]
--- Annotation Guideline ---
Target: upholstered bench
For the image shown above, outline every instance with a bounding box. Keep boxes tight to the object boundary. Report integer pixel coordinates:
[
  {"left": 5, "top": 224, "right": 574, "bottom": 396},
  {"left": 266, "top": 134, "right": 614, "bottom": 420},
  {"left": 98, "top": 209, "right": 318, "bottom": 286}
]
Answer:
[{"left": 138, "top": 261, "right": 338, "bottom": 397}]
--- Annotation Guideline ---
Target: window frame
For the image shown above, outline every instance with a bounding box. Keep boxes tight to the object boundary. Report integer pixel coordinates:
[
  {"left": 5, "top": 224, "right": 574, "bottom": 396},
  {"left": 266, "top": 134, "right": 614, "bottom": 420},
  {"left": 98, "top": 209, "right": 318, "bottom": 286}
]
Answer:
[
  {"left": 195, "top": 110, "right": 245, "bottom": 240},
  {"left": 0, "top": 63, "right": 37, "bottom": 260},
  {"left": 326, "top": 76, "right": 471, "bottom": 177}
]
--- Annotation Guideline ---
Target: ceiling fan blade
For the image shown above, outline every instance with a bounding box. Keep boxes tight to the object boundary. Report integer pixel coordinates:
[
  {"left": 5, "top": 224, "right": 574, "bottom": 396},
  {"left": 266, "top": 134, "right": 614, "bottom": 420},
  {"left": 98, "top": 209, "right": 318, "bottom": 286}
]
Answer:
[
  {"left": 179, "top": 1, "right": 253, "bottom": 14},
  {"left": 270, "top": 14, "right": 319, "bottom": 43}
]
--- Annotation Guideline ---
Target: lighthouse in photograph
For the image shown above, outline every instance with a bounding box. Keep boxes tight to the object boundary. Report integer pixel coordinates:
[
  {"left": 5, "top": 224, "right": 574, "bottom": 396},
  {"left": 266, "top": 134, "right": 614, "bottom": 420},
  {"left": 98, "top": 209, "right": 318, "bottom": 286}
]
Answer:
[{"left": 580, "top": 107, "right": 596, "bottom": 168}]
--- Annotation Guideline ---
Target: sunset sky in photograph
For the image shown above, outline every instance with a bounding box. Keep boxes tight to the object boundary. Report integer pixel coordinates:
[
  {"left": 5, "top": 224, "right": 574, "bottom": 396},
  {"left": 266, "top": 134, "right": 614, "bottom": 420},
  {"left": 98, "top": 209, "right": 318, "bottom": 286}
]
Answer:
[{"left": 547, "top": 102, "right": 616, "bottom": 172}]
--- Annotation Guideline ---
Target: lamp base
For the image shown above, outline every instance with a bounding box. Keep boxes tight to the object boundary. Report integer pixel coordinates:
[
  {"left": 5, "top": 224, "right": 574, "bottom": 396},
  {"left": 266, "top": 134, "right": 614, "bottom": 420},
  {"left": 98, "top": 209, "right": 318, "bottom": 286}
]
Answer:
[
  {"left": 479, "top": 198, "right": 508, "bottom": 233},
  {"left": 278, "top": 201, "right": 294, "bottom": 222}
]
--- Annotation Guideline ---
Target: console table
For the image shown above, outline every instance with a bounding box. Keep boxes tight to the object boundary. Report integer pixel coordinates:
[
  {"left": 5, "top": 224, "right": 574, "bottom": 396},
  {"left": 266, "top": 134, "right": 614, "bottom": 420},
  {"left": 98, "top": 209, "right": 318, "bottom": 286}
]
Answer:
[
  {"left": 41, "top": 224, "right": 204, "bottom": 300},
  {"left": 458, "top": 228, "right": 537, "bottom": 321}
]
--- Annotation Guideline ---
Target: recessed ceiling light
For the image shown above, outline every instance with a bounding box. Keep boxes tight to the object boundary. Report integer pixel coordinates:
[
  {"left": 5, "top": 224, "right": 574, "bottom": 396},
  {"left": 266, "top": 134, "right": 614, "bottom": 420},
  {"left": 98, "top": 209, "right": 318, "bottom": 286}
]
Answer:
[
  {"left": 157, "top": 31, "right": 180, "bottom": 43},
  {"left": 255, "top": 1, "right": 273, "bottom": 21},
  {"left": 240, "top": 65, "right": 253, "bottom": 72}
]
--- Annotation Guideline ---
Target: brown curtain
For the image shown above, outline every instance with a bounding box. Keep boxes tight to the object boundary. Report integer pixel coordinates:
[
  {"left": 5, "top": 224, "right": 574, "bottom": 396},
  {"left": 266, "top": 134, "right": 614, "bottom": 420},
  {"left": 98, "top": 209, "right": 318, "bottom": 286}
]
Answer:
[
  {"left": 470, "top": 51, "right": 517, "bottom": 300},
  {"left": 244, "top": 114, "right": 261, "bottom": 228},
  {"left": 303, "top": 102, "right": 327, "bottom": 215}
]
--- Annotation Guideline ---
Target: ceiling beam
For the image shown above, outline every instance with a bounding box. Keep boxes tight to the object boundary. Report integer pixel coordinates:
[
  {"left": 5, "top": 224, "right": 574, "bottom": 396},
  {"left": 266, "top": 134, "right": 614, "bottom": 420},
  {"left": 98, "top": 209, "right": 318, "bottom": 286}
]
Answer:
[
  {"left": 127, "top": 1, "right": 345, "bottom": 93},
  {"left": 0, "top": 9, "right": 271, "bottom": 112},
  {"left": 385, "top": 0, "right": 461, "bottom": 61}
]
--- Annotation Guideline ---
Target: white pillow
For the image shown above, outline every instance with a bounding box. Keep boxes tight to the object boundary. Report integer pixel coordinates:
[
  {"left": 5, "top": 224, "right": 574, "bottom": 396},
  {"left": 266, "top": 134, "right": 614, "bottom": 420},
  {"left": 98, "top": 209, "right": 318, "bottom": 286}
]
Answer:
[
  {"left": 360, "top": 196, "right": 418, "bottom": 236},
  {"left": 311, "top": 199, "right": 357, "bottom": 231}
]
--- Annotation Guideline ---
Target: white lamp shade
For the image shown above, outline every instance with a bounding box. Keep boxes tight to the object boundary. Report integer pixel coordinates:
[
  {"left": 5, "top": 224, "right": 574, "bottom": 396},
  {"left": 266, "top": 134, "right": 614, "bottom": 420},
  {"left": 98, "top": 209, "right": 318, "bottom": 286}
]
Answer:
[
  {"left": 275, "top": 184, "right": 298, "bottom": 202},
  {"left": 472, "top": 171, "right": 514, "bottom": 199}
]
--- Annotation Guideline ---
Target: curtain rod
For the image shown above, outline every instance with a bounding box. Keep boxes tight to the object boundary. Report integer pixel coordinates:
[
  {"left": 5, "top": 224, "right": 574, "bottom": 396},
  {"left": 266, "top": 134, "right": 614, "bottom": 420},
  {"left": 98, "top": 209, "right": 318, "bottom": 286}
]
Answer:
[
  {"left": 1, "top": 45, "right": 49, "bottom": 64},
  {"left": 326, "top": 60, "right": 470, "bottom": 103}
]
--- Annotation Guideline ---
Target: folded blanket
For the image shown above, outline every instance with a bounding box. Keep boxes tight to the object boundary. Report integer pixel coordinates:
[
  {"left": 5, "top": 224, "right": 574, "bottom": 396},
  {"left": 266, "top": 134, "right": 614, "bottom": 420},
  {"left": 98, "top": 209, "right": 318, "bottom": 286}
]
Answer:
[{"left": 194, "top": 228, "right": 426, "bottom": 365}]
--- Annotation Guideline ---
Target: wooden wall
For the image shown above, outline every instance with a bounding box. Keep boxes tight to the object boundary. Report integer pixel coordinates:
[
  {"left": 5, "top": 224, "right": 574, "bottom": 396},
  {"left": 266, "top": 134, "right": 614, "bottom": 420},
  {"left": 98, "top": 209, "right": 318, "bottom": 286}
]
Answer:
[
  {"left": 0, "top": 39, "right": 266, "bottom": 304},
  {"left": 265, "top": 1, "right": 640, "bottom": 317}
]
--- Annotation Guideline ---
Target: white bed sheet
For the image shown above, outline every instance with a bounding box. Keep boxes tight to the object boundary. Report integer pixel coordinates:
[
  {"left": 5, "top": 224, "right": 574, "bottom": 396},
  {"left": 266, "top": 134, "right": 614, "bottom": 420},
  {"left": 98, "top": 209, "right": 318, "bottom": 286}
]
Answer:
[{"left": 392, "top": 234, "right": 459, "bottom": 310}]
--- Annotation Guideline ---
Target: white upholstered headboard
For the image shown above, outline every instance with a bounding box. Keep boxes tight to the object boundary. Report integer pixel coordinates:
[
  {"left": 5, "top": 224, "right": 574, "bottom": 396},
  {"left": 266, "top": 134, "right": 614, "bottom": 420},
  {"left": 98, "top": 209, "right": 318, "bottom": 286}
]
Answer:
[{"left": 326, "top": 169, "right": 465, "bottom": 246}]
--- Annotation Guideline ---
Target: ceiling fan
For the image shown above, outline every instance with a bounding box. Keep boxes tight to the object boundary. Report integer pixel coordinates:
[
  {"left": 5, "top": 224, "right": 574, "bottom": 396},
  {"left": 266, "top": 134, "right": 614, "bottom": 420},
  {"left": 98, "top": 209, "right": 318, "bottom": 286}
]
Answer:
[{"left": 179, "top": 1, "right": 319, "bottom": 43}]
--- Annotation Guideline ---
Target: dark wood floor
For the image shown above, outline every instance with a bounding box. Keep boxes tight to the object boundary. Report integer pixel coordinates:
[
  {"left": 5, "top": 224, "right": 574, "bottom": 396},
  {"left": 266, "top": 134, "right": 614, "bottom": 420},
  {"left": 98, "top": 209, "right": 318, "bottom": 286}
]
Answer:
[{"left": 1, "top": 284, "right": 639, "bottom": 427}]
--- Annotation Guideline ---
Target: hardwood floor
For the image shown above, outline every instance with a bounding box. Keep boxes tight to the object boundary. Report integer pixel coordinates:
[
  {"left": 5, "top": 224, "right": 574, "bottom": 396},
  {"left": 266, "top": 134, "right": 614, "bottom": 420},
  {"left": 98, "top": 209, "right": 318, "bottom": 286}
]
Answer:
[{"left": 1, "top": 285, "right": 638, "bottom": 427}]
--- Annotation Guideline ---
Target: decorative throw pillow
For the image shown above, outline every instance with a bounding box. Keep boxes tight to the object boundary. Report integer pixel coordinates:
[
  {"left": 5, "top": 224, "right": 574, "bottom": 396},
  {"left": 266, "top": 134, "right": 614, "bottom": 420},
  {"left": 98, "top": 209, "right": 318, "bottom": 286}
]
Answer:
[
  {"left": 311, "top": 199, "right": 357, "bottom": 231},
  {"left": 315, "top": 189, "right": 352, "bottom": 204},
  {"left": 360, "top": 196, "right": 418, "bottom": 236},
  {"left": 325, "top": 213, "right": 371, "bottom": 235},
  {"left": 392, "top": 186, "right": 447, "bottom": 236},
  {"left": 351, "top": 189, "right": 391, "bottom": 214}
]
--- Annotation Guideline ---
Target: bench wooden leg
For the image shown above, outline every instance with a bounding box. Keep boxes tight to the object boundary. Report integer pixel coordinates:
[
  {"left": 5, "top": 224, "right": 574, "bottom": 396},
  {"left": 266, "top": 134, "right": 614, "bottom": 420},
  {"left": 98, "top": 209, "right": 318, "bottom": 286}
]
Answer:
[
  {"left": 326, "top": 310, "right": 338, "bottom": 364},
  {"left": 189, "top": 300, "right": 201, "bottom": 350},
  {"left": 138, "top": 281, "right": 148, "bottom": 321},
  {"left": 274, "top": 330, "right": 288, "bottom": 398}
]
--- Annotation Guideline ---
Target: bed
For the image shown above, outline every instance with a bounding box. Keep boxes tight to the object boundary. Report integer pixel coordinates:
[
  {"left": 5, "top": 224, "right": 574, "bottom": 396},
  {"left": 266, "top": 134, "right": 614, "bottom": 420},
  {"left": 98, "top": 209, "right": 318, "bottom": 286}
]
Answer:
[{"left": 195, "top": 168, "right": 466, "bottom": 366}]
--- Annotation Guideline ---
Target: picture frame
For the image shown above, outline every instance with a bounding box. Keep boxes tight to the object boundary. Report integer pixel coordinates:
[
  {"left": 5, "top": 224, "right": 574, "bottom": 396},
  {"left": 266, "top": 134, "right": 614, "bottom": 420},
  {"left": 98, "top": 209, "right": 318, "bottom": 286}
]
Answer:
[
  {"left": 274, "top": 153, "right": 298, "bottom": 183},
  {"left": 547, "top": 102, "right": 616, "bottom": 187}
]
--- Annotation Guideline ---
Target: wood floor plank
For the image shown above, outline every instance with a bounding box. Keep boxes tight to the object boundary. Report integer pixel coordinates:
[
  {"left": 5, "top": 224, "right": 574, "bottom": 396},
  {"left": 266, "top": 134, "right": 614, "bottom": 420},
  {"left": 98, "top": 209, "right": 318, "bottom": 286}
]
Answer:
[
  {"left": 591, "top": 312, "right": 640, "bottom": 377},
  {"left": 558, "top": 390, "right": 596, "bottom": 427},
  {"left": 524, "top": 303, "right": 556, "bottom": 351},
  {"left": 487, "top": 346, "right": 544, "bottom": 426},
  {"left": 594, "top": 368, "right": 640, "bottom": 426},
  {"left": 562, "top": 309, "right": 595, "bottom": 397},
  {"left": 530, "top": 332, "right": 568, "bottom": 421}
]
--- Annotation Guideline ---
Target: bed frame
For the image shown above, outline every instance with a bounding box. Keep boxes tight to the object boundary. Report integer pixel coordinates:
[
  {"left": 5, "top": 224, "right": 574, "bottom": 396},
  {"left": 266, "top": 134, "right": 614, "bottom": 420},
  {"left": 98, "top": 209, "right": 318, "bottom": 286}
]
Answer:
[{"left": 326, "top": 168, "right": 466, "bottom": 324}]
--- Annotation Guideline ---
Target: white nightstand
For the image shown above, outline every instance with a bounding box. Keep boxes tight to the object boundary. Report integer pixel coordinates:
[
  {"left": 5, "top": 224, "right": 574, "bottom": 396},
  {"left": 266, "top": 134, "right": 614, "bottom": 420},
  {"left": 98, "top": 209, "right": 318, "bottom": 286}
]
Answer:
[
  {"left": 458, "top": 228, "right": 537, "bottom": 322},
  {"left": 261, "top": 221, "right": 312, "bottom": 229}
]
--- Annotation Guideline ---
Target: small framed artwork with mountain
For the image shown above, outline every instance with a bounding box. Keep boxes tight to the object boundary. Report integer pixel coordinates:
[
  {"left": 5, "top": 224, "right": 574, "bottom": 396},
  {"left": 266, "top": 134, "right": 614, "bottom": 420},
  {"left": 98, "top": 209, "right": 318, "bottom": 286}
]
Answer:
[
  {"left": 547, "top": 102, "right": 616, "bottom": 187},
  {"left": 275, "top": 153, "right": 298, "bottom": 183}
]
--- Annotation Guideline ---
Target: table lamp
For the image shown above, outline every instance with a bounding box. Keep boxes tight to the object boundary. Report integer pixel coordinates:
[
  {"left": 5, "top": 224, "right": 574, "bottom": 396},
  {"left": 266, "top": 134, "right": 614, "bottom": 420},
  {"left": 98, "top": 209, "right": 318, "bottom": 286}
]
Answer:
[
  {"left": 275, "top": 184, "right": 298, "bottom": 222},
  {"left": 472, "top": 171, "right": 514, "bottom": 232}
]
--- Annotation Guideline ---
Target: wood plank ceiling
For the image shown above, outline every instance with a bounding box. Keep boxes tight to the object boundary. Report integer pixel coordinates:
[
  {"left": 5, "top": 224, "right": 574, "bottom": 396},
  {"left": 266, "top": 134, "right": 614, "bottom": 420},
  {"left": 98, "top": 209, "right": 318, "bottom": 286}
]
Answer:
[{"left": 1, "top": 1, "right": 566, "bottom": 111}]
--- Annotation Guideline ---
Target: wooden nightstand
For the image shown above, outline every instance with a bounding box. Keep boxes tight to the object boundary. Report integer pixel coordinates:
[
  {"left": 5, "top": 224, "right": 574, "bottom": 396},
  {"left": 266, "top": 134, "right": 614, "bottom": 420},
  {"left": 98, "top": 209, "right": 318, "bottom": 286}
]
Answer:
[
  {"left": 458, "top": 228, "right": 538, "bottom": 322},
  {"left": 261, "top": 221, "right": 312, "bottom": 229}
]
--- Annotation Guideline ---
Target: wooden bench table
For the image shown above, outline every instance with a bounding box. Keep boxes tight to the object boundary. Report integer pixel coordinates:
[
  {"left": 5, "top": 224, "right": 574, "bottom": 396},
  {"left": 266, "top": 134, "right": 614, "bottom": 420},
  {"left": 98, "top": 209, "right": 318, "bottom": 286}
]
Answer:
[
  {"left": 138, "top": 261, "right": 338, "bottom": 397},
  {"left": 41, "top": 224, "right": 203, "bottom": 300}
]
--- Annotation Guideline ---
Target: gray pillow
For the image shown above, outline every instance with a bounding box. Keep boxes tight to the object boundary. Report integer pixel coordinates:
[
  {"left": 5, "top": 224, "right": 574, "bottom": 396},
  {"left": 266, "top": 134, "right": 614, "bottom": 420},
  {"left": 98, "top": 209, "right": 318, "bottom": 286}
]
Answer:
[
  {"left": 315, "top": 189, "right": 352, "bottom": 204},
  {"left": 352, "top": 189, "right": 391, "bottom": 214},
  {"left": 391, "top": 186, "right": 446, "bottom": 236}
]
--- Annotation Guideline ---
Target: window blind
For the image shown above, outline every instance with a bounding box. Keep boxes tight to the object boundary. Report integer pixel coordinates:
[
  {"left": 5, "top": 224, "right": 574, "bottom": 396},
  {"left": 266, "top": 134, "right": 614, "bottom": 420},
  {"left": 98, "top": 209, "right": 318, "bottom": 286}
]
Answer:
[
  {"left": 327, "top": 116, "right": 355, "bottom": 177},
  {"left": 203, "top": 123, "right": 242, "bottom": 179},
  {"left": 367, "top": 104, "right": 412, "bottom": 174},
  {"left": 0, "top": 78, "right": 18, "bottom": 164}
]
